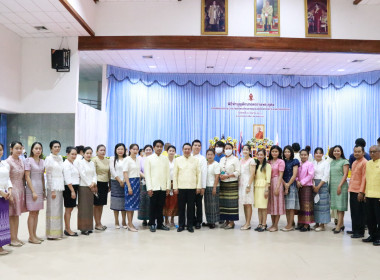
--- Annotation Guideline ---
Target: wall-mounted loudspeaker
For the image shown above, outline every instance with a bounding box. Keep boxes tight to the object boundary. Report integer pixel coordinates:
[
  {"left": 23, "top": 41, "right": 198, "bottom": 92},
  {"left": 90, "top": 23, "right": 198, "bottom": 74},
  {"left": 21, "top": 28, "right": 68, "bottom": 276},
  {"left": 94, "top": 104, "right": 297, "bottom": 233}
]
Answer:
[{"left": 51, "top": 49, "right": 70, "bottom": 72}]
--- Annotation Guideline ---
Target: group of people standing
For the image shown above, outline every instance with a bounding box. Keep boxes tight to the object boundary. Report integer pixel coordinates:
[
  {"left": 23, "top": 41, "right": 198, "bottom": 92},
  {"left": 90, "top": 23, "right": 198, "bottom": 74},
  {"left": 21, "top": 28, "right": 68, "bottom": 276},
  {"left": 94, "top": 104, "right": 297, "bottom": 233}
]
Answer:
[{"left": 1, "top": 136, "right": 380, "bottom": 255}]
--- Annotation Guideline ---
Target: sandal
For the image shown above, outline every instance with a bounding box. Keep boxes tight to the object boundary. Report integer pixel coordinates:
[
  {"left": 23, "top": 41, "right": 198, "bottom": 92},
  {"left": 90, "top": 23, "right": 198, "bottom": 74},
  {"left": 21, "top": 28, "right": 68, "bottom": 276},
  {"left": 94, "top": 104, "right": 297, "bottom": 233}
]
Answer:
[
  {"left": 0, "top": 250, "right": 10, "bottom": 255},
  {"left": 28, "top": 239, "right": 42, "bottom": 244},
  {"left": 9, "top": 242, "right": 23, "bottom": 247},
  {"left": 254, "top": 224, "right": 262, "bottom": 231}
]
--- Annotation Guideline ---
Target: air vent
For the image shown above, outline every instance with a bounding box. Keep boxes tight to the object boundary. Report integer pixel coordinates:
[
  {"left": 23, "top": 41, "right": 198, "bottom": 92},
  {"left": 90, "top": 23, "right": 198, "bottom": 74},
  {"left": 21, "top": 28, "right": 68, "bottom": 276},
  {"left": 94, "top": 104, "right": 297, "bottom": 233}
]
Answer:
[
  {"left": 249, "top": 57, "right": 262, "bottom": 61},
  {"left": 282, "top": 67, "right": 290, "bottom": 70},
  {"left": 34, "top": 26, "right": 48, "bottom": 31},
  {"left": 142, "top": 55, "right": 153, "bottom": 59},
  {"left": 206, "top": 66, "right": 214, "bottom": 69}
]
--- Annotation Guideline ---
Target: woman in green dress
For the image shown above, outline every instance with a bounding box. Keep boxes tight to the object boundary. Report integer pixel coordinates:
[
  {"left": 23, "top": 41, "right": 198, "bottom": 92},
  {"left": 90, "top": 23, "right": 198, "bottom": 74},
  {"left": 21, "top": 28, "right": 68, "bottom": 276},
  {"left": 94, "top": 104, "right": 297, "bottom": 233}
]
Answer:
[{"left": 329, "top": 145, "right": 349, "bottom": 234}]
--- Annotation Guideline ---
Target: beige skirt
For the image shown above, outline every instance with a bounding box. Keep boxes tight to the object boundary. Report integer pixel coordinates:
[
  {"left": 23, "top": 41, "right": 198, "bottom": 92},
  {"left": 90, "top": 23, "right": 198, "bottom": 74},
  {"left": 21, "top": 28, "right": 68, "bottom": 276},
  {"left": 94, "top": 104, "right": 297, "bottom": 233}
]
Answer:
[{"left": 46, "top": 189, "right": 63, "bottom": 238}]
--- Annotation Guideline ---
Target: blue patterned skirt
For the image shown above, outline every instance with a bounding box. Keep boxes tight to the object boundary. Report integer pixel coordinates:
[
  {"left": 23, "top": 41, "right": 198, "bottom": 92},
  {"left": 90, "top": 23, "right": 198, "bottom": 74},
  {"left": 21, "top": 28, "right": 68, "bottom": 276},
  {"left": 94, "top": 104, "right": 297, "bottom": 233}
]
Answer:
[
  {"left": 285, "top": 182, "right": 300, "bottom": 210},
  {"left": 0, "top": 198, "right": 11, "bottom": 247},
  {"left": 110, "top": 179, "right": 125, "bottom": 211},
  {"left": 314, "top": 180, "right": 331, "bottom": 224},
  {"left": 125, "top": 177, "right": 140, "bottom": 211}
]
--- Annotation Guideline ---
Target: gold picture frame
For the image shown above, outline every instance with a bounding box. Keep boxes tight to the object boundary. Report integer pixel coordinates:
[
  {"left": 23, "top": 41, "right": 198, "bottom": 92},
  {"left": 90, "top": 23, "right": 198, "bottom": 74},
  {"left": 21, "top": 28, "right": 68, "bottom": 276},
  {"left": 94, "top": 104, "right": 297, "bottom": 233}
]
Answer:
[
  {"left": 304, "top": 0, "right": 331, "bottom": 38},
  {"left": 254, "top": 0, "right": 280, "bottom": 37},
  {"left": 253, "top": 124, "right": 265, "bottom": 139},
  {"left": 201, "top": 0, "right": 228, "bottom": 35}
]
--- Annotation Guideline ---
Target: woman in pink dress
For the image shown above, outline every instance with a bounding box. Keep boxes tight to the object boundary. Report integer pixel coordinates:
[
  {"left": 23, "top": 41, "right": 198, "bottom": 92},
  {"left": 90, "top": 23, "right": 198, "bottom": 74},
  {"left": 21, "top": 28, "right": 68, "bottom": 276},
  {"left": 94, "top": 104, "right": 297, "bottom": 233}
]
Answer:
[
  {"left": 267, "top": 145, "right": 285, "bottom": 232},
  {"left": 7, "top": 141, "right": 27, "bottom": 247},
  {"left": 25, "top": 142, "right": 45, "bottom": 244},
  {"left": 296, "top": 149, "right": 315, "bottom": 232}
]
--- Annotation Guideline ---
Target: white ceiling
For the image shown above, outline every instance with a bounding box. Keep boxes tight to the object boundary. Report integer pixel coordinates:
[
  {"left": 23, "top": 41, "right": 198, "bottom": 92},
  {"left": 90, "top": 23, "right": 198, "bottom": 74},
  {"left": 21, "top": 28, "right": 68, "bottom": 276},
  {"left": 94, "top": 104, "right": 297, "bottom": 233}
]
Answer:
[
  {"left": 0, "top": 0, "right": 88, "bottom": 37},
  {"left": 358, "top": 0, "right": 380, "bottom": 4},
  {"left": 79, "top": 49, "right": 380, "bottom": 80}
]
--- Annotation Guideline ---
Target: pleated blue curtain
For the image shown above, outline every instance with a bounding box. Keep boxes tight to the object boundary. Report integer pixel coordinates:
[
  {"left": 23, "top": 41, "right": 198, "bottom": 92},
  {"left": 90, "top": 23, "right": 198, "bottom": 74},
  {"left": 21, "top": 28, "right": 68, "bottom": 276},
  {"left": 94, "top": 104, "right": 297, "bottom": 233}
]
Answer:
[
  {"left": 0, "top": 114, "right": 7, "bottom": 160},
  {"left": 106, "top": 66, "right": 380, "bottom": 156}
]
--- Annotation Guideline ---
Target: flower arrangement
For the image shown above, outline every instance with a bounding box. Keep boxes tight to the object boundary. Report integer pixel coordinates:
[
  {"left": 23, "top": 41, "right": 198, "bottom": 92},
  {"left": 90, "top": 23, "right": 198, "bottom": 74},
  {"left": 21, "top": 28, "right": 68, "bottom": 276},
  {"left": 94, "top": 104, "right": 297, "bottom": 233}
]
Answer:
[
  {"left": 246, "top": 137, "right": 275, "bottom": 158},
  {"left": 209, "top": 136, "right": 238, "bottom": 149}
]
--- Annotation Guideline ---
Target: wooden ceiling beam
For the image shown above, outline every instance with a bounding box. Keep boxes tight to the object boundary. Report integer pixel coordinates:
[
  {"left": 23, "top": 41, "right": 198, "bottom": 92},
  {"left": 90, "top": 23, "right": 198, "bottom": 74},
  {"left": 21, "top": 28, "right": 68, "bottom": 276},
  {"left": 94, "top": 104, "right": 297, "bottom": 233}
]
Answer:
[
  {"left": 59, "top": 0, "right": 95, "bottom": 36},
  {"left": 78, "top": 36, "right": 380, "bottom": 54}
]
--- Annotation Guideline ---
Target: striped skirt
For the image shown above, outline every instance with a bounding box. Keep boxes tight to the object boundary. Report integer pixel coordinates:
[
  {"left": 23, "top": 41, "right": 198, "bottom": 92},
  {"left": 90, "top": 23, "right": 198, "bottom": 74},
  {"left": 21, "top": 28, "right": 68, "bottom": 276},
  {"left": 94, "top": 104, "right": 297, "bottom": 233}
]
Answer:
[
  {"left": 138, "top": 183, "right": 150, "bottom": 220},
  {"left": 46, "top": 189, "right": 63, "bottom": 239},
  {"left": 314, "top": 180, "right": 331, "bottom": 224},
  {"left": 110, "top": 179, "right": 125, "bottom": 211},
  {"left": 267, "top": 176, "right": 285, "bottom": 215},
  {"left": 0, "top": 198, "right": 11, "bottom": 247},
  {"left": 219, "top": 181, "right": 239, "bottom": 221},
  {"left": 298, "top": 186, "right": 314, "bottom": 224},
  {"left": 125, "top": 178, "right": 140, "bottom": 211},
  {"left": 78, "top": 187, "right": 94, "bottom": 231},
  {"left": 205, "top": 186, "right": 220, "bottom": 224},
  {"left": 285, "top": 182, "right": 300, "bottom": 210}
]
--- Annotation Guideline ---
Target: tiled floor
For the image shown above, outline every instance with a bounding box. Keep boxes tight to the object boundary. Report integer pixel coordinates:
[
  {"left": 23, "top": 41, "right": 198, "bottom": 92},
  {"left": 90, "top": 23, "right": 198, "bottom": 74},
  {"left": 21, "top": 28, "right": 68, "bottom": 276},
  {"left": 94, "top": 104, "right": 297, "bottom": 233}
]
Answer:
[{"left": 1, "top": 203, "right": 379, "bottom": 280}]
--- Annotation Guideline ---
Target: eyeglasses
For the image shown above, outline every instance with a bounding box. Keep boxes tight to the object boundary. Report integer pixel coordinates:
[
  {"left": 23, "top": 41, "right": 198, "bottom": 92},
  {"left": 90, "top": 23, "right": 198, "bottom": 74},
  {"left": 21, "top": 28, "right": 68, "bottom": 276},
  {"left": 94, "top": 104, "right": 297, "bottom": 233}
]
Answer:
[{"left": 369, "top": 151, "right": 380, "bottom": 154}]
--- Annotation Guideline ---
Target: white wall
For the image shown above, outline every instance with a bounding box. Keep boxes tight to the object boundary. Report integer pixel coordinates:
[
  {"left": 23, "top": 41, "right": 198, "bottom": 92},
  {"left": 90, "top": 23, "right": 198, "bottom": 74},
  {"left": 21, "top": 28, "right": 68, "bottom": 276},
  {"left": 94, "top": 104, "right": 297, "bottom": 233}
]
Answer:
[
  {"left": 21, "top": 37, "right": 79, "bottom": 113},
  {"left": 0, "top": 24, "right": 21, "bottom": 113},
  {"left": 94, "top": 0, "right": 380, "bottom": 40},
  {"left": 67, "top": 0, "right": 97, "bottom": 32}
]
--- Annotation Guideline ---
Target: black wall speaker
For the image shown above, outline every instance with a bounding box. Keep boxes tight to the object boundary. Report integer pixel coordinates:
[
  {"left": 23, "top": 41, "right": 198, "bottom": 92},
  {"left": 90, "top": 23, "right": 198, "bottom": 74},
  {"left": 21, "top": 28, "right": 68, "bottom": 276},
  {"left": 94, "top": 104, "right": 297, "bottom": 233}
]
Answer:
[{"left": 51, "top": 49, "right": 70, "bottom": 72}]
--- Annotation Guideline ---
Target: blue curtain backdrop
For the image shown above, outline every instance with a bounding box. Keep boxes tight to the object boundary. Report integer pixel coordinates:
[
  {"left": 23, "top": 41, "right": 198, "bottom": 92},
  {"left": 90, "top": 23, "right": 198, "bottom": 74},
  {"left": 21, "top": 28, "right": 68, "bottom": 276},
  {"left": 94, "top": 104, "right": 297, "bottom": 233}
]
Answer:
[
  {"left": 0, "top": 114, "right": 7, "bottom": 160},
  {"left": 106, "top": 66, "right": 380, "bottom": 156}
]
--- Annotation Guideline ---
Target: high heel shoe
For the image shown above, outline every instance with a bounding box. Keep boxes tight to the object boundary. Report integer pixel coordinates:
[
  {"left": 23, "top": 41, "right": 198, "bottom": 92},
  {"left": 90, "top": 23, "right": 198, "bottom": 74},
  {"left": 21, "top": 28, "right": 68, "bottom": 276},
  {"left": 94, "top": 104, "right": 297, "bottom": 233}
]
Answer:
[
  {"left": 257, "top": 225, "right": 267, "bottom": 232},
  {"left": 300, "top": 225, "right": 310, "bottom": 232},
  {"left": 254, "top": 224, "right": 262, "bottom": 231},
  {"left": 333, "top": 226, "right": 345, "bottom": 234}
]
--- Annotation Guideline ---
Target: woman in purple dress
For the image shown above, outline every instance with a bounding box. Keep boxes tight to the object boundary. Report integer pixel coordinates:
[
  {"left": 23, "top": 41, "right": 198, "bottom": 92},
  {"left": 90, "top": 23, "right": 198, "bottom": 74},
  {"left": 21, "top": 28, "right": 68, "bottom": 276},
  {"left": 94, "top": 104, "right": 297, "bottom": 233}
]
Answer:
[
  {"left": 0, "top": 143, "right": 12, "bottom": 255},
  {"left": 7, "top": 141, "right": 27, "bottom": 247},
  {"left": 25, "top": 142, "right": 45, "bottom": 244}
]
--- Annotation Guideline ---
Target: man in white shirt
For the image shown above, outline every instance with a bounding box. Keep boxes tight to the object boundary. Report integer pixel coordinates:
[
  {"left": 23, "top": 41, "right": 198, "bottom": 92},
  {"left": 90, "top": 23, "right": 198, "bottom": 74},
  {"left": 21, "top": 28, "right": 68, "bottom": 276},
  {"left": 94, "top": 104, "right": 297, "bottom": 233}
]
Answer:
[
  {"left": 173, "top": 143, "right": 201, "bottom": 233},
  {"left": 192, "top": 140, "right": 207, "bottom": 229},
  {"left": 145, "top": 140, "right": 171, "bottom": 232}
]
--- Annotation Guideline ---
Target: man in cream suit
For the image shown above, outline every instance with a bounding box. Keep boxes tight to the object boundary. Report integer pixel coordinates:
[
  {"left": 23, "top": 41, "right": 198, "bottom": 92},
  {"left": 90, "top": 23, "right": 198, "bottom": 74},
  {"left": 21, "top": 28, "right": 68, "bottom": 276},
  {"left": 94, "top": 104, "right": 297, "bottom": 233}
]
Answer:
[{"left": 145, "top": 140, "right": 171, "bottom": 232}]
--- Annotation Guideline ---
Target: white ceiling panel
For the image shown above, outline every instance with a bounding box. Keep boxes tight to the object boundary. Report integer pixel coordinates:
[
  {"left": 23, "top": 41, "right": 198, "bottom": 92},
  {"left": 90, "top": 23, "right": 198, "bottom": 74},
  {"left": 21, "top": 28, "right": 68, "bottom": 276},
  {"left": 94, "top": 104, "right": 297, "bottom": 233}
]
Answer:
[{"left": 0, "top": 0, "right": 89, "bottom": 37}]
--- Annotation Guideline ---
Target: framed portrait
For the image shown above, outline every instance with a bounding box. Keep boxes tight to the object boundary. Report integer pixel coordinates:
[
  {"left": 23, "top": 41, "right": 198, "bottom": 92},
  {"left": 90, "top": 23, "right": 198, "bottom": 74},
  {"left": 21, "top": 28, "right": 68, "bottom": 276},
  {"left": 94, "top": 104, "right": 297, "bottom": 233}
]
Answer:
[
  {"left": 254, "top": 0, "right": 280, "bottom": 37},
  {"left": 201, "top": 0, "right": 228, "bottom": 35},
  {"left": 304, "top": 0, "right": 331, "bottom": 38},
  {"left": 253, "top": 124, "right": 265, "bottom": 140}
]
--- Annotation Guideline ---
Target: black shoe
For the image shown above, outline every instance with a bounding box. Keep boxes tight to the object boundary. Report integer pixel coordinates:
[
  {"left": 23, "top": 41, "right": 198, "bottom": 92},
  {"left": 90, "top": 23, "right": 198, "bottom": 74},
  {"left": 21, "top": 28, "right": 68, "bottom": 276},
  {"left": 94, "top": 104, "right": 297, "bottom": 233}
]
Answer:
[
  {"left": 373, "top": 240, "right": 380, "bottom": 246},
  {"left": 363, "top": 236, "right": 375, "bottom": 243},
  {"left": 346, "top": 230, "right": 354, "bottom": 234},
  {"left": 157, "top": 225, "right": 170, "bottom": 231},
  {"left": 188, "top": 227, "right": 194, "bottom": 233},
  {"left": 254, "top": 224, "right": 262, "bottom": 231},
  {"left": 300, "top": 225, "right": 310, "bottom": 232},
  {"left": 64, "top": 230, "right": 78, "bottom": 237},
  {"left": 88, "top": 230, "right": 93, "bottom": 234},
  {"left": 257, "top": 225, "right": 267, "bottom": 232},
  {"left": 81, "top": 231, "right": 89, "bottom": 235},
  {"left": 209, "top": 223, "right": 216, "bottom": 229},
  {"left": 219, "top": 221, "right": 225, "bottom": 225},
  {"left": 195, "top": 222, "right": 201, "bottom": 229},
  {"left": 142, "top": 220, "right": 148, "bottom": 227},
  {"left": 295, "top": 224, "right": 303, "bottom": 230},
  {"left": 150, "top": 225, "right": 156, "bottom": 232},
  {"left": 202, "top": 222, "right": 209, "bottom": 227},
  {"left": 351, "top": 234, "right": 364, "bottom": 239},
  {"left": 177, "top": 227, "right": 185, "bottom": 232},
  {"left": 333, "top": 226, "right": 345, "bottom": 234}
]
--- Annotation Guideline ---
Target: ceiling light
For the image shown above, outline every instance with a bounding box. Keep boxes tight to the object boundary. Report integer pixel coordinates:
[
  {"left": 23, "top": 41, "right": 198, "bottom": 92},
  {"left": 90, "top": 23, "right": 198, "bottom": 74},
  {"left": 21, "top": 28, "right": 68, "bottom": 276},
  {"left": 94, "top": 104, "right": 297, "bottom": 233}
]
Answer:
[
  {"left": 245, "top": 66, "right": 252, "bottom": 70},
  {"left": 248, "top": 57, "right": 262, "bottom": 61},
  {"left": 337, "top": 69, "right": 345, "bottom": 72},
  {"left": 142, "top": 55, "right": 153, "bottom": 59},
  {"left": 282, "top": 67, "right": 290, "bottom": 70},
  {"left": 34, "top": 26, "right": 48, "bottom": 31},
  {"left": 149, "top": 65, "right": 156, "bottom": 69},
  {"left": 206, "top": 66, "right": 214, "bottom": 69},
  {"left": 351, "top": 59, "right": 365, "bottom": 63}
]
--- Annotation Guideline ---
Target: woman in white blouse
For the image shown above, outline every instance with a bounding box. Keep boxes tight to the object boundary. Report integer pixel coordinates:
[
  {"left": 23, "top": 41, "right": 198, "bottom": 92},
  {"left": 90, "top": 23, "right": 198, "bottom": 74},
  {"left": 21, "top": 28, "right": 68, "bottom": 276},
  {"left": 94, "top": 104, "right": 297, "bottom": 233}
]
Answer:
[
  {"left": 62, "top": 147, "right": 80, "bottom": 237},
  {"left": 123, "top": 144, "right": 142, "bottom": 232},
  {"left": 312, "top": 147, "right": 331, "bottom": 232},
  {"left": 0, "top": 143, "right": 13, "bottom": 255},
  {"left": 219, "top": 143, "right": 240, "bottom": 229},
  {"left": 163, "top": 145, "right": 178, "bottom": 227},
  {"left": 45, "top": 140, "right": 65, "bottom": 240},
  {"left": 109, "top": 143, "right": 128, "bottom": 229},
  {"left": 77, "top": 147, "right": 97, "bottom": 235}
]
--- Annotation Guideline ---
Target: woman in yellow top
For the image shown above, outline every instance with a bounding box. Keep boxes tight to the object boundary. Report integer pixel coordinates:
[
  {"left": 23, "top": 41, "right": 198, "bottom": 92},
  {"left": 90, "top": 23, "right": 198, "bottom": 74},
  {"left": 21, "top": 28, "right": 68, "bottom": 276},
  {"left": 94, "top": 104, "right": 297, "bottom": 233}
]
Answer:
[
  {"left": 254, "top": 149, "right": 271, "bottom": 232},
  {"left": 92, "top": 145, "right": 110, "bottom": 231}
]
